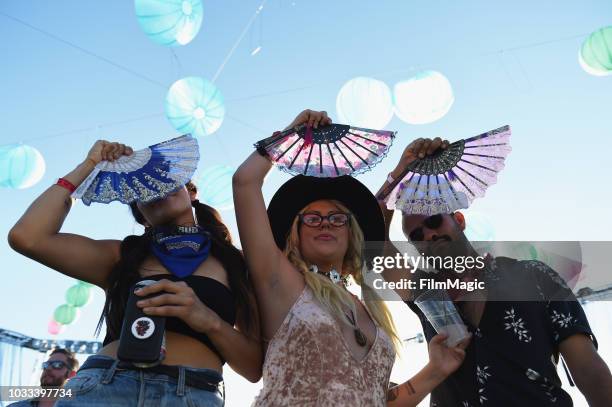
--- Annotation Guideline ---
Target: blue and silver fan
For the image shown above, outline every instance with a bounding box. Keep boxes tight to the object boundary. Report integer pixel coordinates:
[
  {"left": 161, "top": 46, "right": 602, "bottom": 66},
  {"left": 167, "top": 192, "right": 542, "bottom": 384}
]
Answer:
[{"left": 73, "top": 135, "right": 199, "bottom": 205}]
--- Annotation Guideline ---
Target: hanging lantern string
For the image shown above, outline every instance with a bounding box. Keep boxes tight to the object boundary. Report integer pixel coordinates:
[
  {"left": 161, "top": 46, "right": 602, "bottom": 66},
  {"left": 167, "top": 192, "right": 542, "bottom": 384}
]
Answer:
[
  {"left": 0, "top": 10, "right": 596, "bottom": 147},
  {"left": 0, "top": 9, "right": 592, "bottom": 94},
  {"left": 211, "top": 0, "right": 267, "bottom": 83},
  {"left": 0, "top": 11, "right": 167, "bottom": 89},
  {"left": 225, "top": 113, "right": 268, "bottom": 135},
  {"left": 0, "top": 113, "right": 268, "bottom": 148},
  {"left": 170, "top": 49, "right": 184, "bottom": 78},
  {"left": 497, "top": 50, "right": 534, "bottom": 93},
  {"left": 0, "top": 4, "right": 269, "bottom": 88},
  {"left": 481, "top": 32, "right": 591, "bottom": 56},
  {"left": 0, "top": 112, "right": 166, "bottom": 147},
  {"left": 249, "top": 4, "right": 264, "bottom": 56}
]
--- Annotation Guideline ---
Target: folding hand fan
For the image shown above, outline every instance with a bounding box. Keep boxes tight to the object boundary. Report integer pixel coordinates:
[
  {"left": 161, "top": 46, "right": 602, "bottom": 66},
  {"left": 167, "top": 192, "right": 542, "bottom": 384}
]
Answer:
[
  {"left": 255, "top": 123, "right": 396, "bottom": 177},
  {"left": 72, "top": 135, "right": 199, "bottom": 205},
  {"left": 379, "top": 125, "right": 511, "bottom": 215}
]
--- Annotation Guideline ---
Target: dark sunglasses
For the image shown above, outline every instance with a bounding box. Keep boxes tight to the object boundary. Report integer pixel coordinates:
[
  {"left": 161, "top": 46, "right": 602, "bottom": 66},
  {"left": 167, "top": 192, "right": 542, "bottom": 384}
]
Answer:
[
  {"left": 42, "top": 361, "right": 68, "bottom": 370},
  {"left": 408, "top": 214, "right": 444, "bottom": 241},
  {"left": 299, "top": 212, "right": 351, "bottom": 228}
]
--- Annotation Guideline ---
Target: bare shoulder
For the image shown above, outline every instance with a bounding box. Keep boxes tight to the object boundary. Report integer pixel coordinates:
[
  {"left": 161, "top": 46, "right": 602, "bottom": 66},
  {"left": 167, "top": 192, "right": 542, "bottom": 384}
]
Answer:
[{"left": 195, "top": 255, "right": 231, "bottom": 288}]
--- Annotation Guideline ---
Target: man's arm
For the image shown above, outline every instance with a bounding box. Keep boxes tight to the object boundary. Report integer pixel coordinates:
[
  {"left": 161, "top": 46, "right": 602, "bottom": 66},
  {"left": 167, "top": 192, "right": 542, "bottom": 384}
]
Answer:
[
  {"left": 528, "top": 260, "right": 611, "bottom": 405},
  {"left": 376, "top": 137, "right": 448, "bottom": 301},
  {"left": 559, "top": 333, "right": 612, "bottom": 407}
]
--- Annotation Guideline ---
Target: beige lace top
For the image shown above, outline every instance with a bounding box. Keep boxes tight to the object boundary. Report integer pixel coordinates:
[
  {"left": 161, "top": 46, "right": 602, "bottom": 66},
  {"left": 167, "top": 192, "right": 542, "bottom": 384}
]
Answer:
[{"left": 252, "top": 287, "right": 396, "bottom": 406}]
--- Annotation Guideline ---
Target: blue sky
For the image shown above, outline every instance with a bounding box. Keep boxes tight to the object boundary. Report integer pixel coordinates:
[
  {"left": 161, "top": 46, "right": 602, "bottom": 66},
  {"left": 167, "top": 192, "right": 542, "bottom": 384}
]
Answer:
[{"left": 1, "top": 1, "right": 611, "bottom": 405}]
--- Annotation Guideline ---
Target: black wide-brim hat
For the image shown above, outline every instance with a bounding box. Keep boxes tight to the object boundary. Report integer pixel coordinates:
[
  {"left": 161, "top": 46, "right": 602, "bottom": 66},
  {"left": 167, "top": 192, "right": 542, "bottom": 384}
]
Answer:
[{"left": 267, "top": 175, "right": 385, "bottom": 251}]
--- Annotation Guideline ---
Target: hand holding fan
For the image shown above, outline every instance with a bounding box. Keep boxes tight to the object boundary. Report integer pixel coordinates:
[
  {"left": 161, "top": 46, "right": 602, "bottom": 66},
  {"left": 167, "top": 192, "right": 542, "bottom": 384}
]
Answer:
[
  {"left": 73, "top": 135, "right": 199, "bottom": 205},
  {"left": 379, "top": 125, "right": 511, "bottom": 215},
  {"left": 255, "top": 123, "right": 396, "bottom": 177}
]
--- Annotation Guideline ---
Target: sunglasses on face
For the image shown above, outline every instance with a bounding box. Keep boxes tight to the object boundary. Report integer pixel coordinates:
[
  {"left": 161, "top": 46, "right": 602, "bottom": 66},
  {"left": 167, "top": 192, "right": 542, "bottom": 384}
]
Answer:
[
  {"left": 299, "top": 212, "right": 351, "bottom": 228},
  {"left": 408, "top": 214, "right": 444, "bottom": 241},
  {"left": 42, "top": 361, "right": 68, "bottom": 370}
]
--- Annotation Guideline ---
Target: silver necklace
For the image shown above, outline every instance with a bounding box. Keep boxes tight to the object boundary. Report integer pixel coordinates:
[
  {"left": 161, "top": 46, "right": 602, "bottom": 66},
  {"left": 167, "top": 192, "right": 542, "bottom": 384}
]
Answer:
[
  {"left": 308, "top": 265, "right": 350, "bottom": 287},
  {"left": 308, "top": 265, "right": 366, "bottom": 346}
]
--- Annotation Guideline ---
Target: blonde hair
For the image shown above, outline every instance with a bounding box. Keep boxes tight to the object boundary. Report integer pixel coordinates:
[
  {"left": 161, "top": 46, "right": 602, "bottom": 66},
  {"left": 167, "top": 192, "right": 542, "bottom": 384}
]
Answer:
[{"left": 284, "top": 200, "right": 401, "bottom": 352}]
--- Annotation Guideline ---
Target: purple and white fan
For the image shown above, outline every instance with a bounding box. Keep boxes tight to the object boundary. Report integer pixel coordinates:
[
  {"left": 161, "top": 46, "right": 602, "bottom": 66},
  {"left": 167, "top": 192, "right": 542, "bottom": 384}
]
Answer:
[
  {"left": 72, "top": 135, "right": 199, "bottom": 205},
  {"left": 255, "top": 123, "right": 396, "bottom": 177},
  {"left": 379, "top": 125, "right": 511, "bottom": 215}
]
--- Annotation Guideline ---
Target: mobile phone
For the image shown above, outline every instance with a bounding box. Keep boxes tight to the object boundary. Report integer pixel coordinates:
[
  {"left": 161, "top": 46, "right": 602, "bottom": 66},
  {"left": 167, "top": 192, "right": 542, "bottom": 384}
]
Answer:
[{"left": 117, "top": 280, "right": 166, "bottom": 367}]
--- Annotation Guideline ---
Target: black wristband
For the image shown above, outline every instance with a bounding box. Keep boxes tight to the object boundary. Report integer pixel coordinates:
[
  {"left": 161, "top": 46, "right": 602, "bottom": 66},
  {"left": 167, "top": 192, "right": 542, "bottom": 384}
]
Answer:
[{"left": 254, "top": 142, "right": 270, "bottom": 159}]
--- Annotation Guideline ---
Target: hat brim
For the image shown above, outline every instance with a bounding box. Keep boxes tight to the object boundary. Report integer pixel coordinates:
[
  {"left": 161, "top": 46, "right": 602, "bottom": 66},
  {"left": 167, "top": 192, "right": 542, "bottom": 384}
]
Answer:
[{"left": 267, "top": 175, "right": 385, "bottom": 251}]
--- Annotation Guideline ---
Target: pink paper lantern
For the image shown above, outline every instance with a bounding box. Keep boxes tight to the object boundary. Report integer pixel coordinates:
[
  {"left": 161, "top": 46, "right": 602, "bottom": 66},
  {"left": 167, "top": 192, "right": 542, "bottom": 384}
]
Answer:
[{"left": 48, "top": 319, "right": 65, "bottom": 335}]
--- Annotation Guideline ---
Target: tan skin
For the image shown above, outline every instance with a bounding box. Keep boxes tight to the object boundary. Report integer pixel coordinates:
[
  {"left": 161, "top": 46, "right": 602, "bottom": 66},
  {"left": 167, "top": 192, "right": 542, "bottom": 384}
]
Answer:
[
  {"left": 8, "top": 141, "right": 262, "bottom": 382},
  {"left": 40, "top": 353, "right": 73, "bottom": 387},
  {"left": 38, "top": 352, "right": 75, "bottom": 407},
  {"left": 380, "top": 139, "right": 612, "bottom": 406},
  {"left": 402, "top": 211, "right": 488, "bottom": 326},
  {"left": 233, "top": 109, "right": 469, "bottom": 406},
  {"left": 299, "top": 200, "right": 376, "bottom": 362}
]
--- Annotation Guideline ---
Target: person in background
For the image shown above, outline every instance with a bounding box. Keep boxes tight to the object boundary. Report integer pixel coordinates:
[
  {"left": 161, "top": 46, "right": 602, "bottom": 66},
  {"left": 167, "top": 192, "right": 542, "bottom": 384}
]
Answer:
[{"left": 9, "top": 348, "right": 79, "bottom": 407}]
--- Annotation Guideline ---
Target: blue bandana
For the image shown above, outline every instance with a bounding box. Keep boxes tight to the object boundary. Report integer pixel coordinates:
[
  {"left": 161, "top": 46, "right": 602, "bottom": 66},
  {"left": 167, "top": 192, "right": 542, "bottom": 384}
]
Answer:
[{"left": 149, "top": 226, "right": 212, "bottom": 278}]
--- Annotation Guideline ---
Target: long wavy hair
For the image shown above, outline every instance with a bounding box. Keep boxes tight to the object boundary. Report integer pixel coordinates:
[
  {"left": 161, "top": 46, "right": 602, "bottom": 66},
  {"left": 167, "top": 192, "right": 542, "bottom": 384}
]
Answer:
[
  {"left": 284, "top": 200, "right": 401, "bottom": 352},
  {"left": 95, "top": 184, "right": 257, "bottom": 343}
]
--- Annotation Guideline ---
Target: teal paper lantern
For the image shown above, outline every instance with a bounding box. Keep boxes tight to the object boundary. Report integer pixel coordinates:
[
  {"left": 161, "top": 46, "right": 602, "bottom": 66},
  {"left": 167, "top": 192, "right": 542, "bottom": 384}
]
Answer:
[
  {"left": 77, "top": 280, "right": 94, "bottom": 288},
  {"left": 53, "top": 304, "right": 79, "bottom": 325},
  {"left": 393, "top": 71, "right": 454, "bottom": 125},
  {"left": 66, "top": 284, "right": 92, "bottom": 307},
  {"left": 135, "top": 0, "right": 204, "bottom": 46},
  {"left": 336, "top": 77, "right": 394, "bottom": 129},
  {"left": 579, "top": 26, "right": 612, "bottom": 76},
  {"left": 165, "top": 77, "right": 225, "bottom": 137},
  {"left": 0, "top": 144, "right": 46, "bottom": 189},
  {"left": 196, "top": 165, "right": 234, "bottom": 210}
]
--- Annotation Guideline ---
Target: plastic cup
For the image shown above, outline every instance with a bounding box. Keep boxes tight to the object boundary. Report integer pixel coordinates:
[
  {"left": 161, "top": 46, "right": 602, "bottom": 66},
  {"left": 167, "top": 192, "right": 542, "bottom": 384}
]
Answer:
[{"left": 414, "top": 289, "right": 469, "bottom": 346}]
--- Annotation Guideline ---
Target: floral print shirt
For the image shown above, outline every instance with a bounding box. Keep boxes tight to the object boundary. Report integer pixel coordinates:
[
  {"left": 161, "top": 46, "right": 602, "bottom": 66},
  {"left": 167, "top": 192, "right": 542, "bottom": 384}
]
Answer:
[{"left": 406, "top": 257, "right": 597, "bottom": 406}]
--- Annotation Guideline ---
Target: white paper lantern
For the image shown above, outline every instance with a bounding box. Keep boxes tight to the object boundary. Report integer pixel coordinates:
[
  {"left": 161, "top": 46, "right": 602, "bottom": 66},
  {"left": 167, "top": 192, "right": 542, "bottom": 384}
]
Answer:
[
  {"left": 336, "top": 77, "right": 393, "bottom": 129},
  {"left": 393, "top": 71, "right": 454, "bottom": 125}
]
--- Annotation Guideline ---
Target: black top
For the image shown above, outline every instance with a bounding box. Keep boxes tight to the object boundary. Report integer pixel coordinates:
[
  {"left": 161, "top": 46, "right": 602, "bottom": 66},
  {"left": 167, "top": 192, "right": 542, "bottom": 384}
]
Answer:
[
  {"left": 406, "top": 257, "right": 597, "bottom": 407},
  {"left": 103, "top": 273, "right": 236, "bottom": 363}
]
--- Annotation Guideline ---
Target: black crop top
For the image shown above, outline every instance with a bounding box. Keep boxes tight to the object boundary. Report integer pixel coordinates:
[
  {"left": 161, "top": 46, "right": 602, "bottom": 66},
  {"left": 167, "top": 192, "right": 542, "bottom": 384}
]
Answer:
[{"left": 103, "top": 273, "right": 236, "bottom": 363}]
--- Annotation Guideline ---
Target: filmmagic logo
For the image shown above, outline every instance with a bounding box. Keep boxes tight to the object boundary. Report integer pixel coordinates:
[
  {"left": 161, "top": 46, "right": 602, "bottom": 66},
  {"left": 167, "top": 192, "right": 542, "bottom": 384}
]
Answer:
[{"left": 372, "top": 277, "right": 486, "bottom": 292}]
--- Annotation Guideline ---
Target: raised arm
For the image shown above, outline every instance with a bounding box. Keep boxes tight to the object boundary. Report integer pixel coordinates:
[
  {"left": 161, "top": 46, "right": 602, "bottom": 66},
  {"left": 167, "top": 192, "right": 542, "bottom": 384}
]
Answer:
[
  {"left": 232, "top": 150, "right": 282, "bottom": 286},
  {"left": 7, "top": 141, "right": 132, "bottom": 289},
  {"left": 232, "top": 110, "right": 331, "bottom": 338},
  {"left": 377, "top": 138, "right": 448, "bottom": 301}
]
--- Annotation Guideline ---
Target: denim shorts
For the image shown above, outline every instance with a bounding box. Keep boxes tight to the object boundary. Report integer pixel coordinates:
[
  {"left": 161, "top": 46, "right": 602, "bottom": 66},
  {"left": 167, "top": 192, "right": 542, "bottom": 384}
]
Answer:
[{"left": 55, "top": 355, "right": 224, "bottom": 407}]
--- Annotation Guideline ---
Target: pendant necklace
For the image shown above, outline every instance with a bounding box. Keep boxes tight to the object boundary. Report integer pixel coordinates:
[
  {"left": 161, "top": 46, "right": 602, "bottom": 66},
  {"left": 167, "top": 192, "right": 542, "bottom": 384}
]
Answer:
[
  {"left": 308, "top": 264, "right": 365, "bottom": 346},
  {"left": 345, "top": 309, "right": 367, "bottom": 347}
]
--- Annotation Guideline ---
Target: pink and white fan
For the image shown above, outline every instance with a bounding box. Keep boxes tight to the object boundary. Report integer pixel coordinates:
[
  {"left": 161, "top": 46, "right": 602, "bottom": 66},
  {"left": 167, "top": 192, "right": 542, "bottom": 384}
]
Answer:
[
  {"left": 379, "top": 125, "right": 512, "bottom": 215},
  {"left": 255, "top": 123, "right": 396, "bottom": 177}
]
